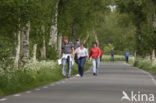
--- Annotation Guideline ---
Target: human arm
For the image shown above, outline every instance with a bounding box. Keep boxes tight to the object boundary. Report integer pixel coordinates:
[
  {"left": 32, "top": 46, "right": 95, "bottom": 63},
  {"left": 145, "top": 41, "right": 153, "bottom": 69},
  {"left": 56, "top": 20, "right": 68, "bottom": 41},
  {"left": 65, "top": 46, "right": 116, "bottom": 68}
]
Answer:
[{"left": 72, "top": 47, "right": 75, "bottom": 58}]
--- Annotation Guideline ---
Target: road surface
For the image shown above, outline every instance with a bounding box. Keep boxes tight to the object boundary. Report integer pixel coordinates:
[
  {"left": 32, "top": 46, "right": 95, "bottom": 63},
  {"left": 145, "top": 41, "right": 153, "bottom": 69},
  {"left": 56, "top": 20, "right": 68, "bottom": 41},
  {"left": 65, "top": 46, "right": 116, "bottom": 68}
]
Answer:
[{"left": 0, "top": 62, "right": 156, "bottom": 103}]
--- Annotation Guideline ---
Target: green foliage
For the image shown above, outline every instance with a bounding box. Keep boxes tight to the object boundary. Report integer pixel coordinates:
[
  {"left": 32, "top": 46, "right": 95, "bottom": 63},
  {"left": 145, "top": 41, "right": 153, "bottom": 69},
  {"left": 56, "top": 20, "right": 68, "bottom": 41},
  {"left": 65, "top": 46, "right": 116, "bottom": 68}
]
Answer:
[
  {"left": 96, "top": 11, "right": 136, "bottom": 54},
  {"left": 103, "top": 44, "right": 114, "bottom": 55},
  {"left": 46, "top": 46, "right": 58, "bottom": 60},
  {"left": 58, "top": 0, "right": 109, "bottom": 40},
  {"left": 115, "top": 0, "right": 156, "bottom": 56},
  {"left": 133, "top": 58, "right": 156, "bottom": 75},
  {"left": 0, "top": 41, "right": 14, "bottom": 71}
]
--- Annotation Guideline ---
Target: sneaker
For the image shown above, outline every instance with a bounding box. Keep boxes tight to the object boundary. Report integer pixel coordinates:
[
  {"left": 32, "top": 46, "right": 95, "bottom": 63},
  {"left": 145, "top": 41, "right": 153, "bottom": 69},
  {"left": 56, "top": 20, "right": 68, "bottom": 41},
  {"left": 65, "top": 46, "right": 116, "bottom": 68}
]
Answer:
[
  {"left": 93, "top": 73, "right": 96, "bottom": 76},
  {"left": 76, "top": 74, "right": 80, "bottom": 77}
]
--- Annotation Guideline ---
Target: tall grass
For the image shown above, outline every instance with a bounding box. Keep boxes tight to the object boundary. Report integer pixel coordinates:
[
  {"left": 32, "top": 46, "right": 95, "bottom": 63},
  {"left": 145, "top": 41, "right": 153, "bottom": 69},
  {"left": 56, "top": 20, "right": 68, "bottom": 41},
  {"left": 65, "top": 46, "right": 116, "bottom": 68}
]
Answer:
[
  {"left": 0, "top": 60, "right": 91, "bottom": 98},
  {"left": 133, "top": 58, "right": 156, "bottom": 75}
]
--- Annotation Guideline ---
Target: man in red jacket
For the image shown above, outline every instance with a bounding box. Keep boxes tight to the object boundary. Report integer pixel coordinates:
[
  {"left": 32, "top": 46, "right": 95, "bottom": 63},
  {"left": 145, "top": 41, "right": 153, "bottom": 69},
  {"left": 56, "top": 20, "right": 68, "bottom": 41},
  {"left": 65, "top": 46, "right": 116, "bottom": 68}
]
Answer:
[{"left": 88, "top": 42, "right": 101, "bottom": 76}]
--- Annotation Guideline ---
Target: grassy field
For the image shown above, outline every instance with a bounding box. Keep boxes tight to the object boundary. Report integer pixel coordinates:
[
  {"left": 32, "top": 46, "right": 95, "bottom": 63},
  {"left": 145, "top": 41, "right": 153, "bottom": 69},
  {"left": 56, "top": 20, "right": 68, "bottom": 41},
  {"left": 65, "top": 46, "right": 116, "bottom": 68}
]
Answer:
[{"left": 0, "top": 60, "right": 91, "bottom": 98}]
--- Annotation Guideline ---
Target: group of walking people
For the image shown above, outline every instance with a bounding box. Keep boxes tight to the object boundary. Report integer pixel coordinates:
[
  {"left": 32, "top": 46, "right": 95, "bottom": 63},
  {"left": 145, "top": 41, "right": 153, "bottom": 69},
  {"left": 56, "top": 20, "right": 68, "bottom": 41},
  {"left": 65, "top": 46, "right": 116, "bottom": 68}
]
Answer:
[
  {"left": 60, "top": 37, "right": 102, "bottom": 78},
  {"left": 60, "top": 36, "right": 130, "bottom": 78}
]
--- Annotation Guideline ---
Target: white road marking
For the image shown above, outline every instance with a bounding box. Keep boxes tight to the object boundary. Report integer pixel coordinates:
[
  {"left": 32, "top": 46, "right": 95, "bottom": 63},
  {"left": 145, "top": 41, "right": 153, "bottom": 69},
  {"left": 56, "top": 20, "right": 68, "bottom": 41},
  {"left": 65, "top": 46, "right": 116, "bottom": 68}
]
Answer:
[
  {"left": 43, "top": 86, "right": 48, "bottom": 89},
  {"left": 26, "top": 91, "right": 31, "bottom": 93},
  {"left": 35, "top": 88, "right": 40, "bottom": 91},
  {"left": 50, "top": 84, "right": 55, "bottom": 86},
  {"left": 141, "top": 69, "right": 156, "bottom": 86},
  {"left": 14, "top": 94, "right": 21, "bottom": 97},
  {"left": 56, "top": 82, "right": 61, "bottom": 85},
  {"left": 0, "top": 98, "right": 7, "bottom": 102}
]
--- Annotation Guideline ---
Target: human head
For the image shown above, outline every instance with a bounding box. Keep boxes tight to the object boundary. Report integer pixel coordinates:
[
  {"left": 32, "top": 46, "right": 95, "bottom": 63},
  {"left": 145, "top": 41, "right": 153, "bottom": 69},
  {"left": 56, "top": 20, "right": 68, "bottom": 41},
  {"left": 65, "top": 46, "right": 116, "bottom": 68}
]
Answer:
[
  {"left": 76, "top": 38, "right": 80, "bottom": 44},
  {"left": 92, "top": 42, "right": 97, "bottom": 48},
  {"left": 62, "top": 36, "right": 68, "bottom": 44},
  {"left": 80, "top": 43, "right": 85, "bottom": 48}
]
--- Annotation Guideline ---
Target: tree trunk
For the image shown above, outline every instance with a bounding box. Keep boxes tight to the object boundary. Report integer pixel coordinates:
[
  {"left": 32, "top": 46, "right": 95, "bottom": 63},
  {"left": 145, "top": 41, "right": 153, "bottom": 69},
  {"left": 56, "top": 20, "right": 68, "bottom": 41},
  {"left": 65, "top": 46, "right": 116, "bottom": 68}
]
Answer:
[
  {"left": 14, "top": 30, "right": 21, "bottom": 68},
  {"left": 49, "top": 0, "right": 60, "bottom": 48},
  {"left": 93, "top": 29, "right": 99, "bottom": 46},
  {"left": 21, "top": 22, "right": 30, "bottom": 65},
  {"left": 152, "top": 49, "right": 155, "bottom": 62},
  {"left": 70, "top": 24, "right": 75, "bottom": 42},
  {"left": 58, "top": 35, "right": 62, "bottom": 57},
  {"left": 84, "top": 32, "right": 90, "bottom": 44},
  {"left": 33, "top": 44, "right": 37, "bottom": 62},
  {"left": 40, "top": 40, "right": 46, "bottom": 59}
]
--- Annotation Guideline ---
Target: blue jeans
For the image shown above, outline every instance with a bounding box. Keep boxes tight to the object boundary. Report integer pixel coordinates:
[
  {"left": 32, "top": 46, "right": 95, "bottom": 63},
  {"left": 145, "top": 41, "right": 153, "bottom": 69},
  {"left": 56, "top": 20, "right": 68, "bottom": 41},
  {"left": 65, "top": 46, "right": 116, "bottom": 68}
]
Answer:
[
  {"left": 92, "top": 58, "right": 100, "bottom": 74},
  {"left": 62, "top": 56, "right": 71, "bottom": 77},
  {"left": 77, "top": 57, "right": 86, "bottom": 76}
]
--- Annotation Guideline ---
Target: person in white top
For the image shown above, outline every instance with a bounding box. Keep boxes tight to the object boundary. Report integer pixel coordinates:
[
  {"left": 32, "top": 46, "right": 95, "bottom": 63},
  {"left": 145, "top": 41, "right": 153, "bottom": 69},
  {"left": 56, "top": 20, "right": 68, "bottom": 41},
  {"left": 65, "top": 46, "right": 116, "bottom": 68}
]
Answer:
[{"left": 74, "top": 43, "right": 88, "bottom": 77}]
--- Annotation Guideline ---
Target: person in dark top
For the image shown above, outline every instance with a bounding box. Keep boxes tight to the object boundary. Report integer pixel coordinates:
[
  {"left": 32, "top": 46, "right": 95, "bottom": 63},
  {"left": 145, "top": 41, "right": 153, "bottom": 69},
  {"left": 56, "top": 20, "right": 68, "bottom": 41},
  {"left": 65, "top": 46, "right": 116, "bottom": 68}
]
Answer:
[
  {"left": 110, "top": 48, "right": 115, "bottom": 62},
  {"left": 74, "top": 39, "right": 80, "bottom": 64},
  {"left": 75, "top": 39, "right": 80, "bottom": 49},
  {"left": 60, "top": 37, "right": 74, "bottom": 78}
]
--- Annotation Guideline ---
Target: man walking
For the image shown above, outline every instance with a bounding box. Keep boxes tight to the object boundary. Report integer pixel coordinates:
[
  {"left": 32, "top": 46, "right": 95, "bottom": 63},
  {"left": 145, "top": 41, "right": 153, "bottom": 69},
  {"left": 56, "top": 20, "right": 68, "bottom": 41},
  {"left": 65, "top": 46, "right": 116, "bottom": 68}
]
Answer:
[
  {"left": 60, "top": 37, "right": 74, "bottom": 78},
  {"left": 110, "top": 48, "right": 115, "bottom": 62},
  {"left": 125, "top": 51, "right": 130, "bottom": 63}
]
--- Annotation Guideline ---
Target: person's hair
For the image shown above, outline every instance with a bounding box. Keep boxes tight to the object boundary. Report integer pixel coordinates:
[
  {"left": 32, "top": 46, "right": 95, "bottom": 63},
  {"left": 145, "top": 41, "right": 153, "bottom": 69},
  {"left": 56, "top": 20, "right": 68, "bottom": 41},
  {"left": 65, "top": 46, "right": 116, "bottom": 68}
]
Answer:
[
  {"left": 80, "top": 43, "right": 85, "bottom": 46},
  {"left": 76, "top": 38, "right": 80, "bottom": 42},
  {"left": 92, "top": 42, "right": 97, "bottom": 46}
]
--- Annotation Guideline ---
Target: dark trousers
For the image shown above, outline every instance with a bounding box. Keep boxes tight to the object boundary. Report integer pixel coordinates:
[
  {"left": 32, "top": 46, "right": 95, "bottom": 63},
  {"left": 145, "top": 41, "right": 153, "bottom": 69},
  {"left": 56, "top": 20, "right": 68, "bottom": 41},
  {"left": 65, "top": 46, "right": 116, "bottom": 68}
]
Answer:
[
  {"left": 77, "top": 57, "right": 86, "bottom": 76},
  {"left": 100, "top": 55, "right": 102, "bottom": 61},
  {"left": 111, "top": 55, "right": 114, "bottom": 62},
  {"left": 125, "top": 57, "right": 129, "bottom": 63}
]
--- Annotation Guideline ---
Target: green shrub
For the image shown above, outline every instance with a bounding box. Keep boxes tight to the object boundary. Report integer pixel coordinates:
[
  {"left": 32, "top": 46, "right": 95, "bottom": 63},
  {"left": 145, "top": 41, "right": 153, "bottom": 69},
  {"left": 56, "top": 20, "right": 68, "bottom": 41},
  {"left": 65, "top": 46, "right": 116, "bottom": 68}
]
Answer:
[{"left": 46, "top": 46, "right": 58, "bottom": 60}]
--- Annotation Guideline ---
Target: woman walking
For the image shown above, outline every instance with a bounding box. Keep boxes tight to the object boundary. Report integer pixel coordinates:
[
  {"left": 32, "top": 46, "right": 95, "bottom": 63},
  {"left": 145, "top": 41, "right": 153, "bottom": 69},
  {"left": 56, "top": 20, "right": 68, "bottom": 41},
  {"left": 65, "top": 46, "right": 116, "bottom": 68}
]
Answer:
[
  {"left": 88, "top": 42, "right": 101, "bottom": 76},
  {"left": 75, "top": 43, "right": 88, "bottom": 77}
]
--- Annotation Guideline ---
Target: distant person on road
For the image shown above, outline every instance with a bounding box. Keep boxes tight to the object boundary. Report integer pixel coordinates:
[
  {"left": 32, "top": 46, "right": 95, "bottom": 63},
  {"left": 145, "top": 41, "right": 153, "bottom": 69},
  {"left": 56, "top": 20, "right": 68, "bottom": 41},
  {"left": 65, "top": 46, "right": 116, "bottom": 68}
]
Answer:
[
  {"left": 74, "top": 43, "right": 88, "bottom": 77},
  {"left": 110, "top": 48, "right": 115, "bottom": 62},
  {"left": 74, "top": 39, "right": 80, "bottom": 64},
  {"left": 60, "top": 37, "right": 74, "bottom": 78},
  {"left": 125, "top": 51, "right": 130, "bottom": 63},
  {"left": 88, "top": 42, "right": 101, "bottom": 76}
]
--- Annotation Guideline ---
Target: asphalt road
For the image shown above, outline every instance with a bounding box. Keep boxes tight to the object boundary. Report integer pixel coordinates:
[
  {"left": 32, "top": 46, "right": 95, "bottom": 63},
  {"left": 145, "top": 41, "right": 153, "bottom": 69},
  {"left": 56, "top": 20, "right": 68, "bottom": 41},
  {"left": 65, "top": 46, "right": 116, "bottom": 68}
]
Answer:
[{"left": 0, "top": 62, "right": 156, "bottom": 103}]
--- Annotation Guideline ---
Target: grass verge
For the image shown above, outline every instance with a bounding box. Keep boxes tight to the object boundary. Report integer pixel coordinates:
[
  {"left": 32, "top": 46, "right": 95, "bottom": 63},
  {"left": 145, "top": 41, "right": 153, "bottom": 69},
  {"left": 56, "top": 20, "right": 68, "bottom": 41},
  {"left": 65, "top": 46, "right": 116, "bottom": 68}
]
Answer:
[
  {"left": 0, "top": 60, "right": 91, "bottom": 98},
  {"left": 132, "top": 58, "right": 156, "bottom": 75}
]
